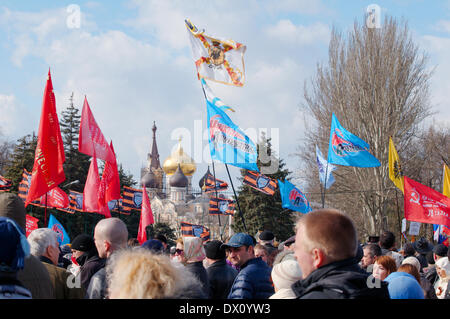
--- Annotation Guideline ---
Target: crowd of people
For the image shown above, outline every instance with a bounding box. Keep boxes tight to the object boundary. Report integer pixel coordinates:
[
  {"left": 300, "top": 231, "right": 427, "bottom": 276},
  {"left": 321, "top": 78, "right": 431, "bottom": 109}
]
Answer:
[{"left": 0, "top": 192, "right": 449, "bottom": 300}]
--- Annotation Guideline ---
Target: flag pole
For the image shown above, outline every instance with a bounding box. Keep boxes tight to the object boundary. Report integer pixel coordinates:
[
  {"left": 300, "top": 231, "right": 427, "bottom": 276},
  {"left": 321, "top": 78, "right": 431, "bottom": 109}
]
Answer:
[
  {"left": 211, "top": 161, "right": 223, "bottom": 241},
  {"left": 395, "top": 189, "right": 403, "bottom": 248},
  {"left": 45, "top": 193, "right": 48, "bottom": 226},
  {"left": 322, "top": 162, "right": 329, "bottom": 208},
  {"left": 225, "top": 163, "right": 248, "bottom": 233},
  {"left": 200, "top": 81, "right": 223, "bottom": 240}
]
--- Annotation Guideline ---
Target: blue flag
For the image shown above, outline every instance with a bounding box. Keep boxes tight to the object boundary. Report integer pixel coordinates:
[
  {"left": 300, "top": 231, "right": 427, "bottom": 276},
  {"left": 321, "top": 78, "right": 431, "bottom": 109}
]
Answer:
[
  {"left": 316, "top": 145, "right": 336, "bottom": 189},
  {"left": 278, "top": 180, "right": 312, "bottom": 214},
  {"left": 327, "top": 113, "right": 380, "bottom": 167},
  {"left": 47, "top": 214, "right": 70, "bottom": 246},
  {"left": 206, "top": 98, "right": 259, "bottom": 171}
]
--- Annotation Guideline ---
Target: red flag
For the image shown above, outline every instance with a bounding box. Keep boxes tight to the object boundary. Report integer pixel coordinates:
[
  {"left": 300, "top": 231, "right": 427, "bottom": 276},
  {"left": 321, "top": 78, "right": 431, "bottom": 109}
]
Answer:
[
  {"left": 25, "top": 70, "right": 65, "bottom": 206},
  {"left": 137, "top": 186, "right": 154, "bottom": 244},
  {"left": 404, "top": 176, "right": 450, "bottom": 228},
  {"left": 82, "top": 156, "right": 111, "bottom": 218},
  {"left": 98, "top": 142, "right": 121, "bottom": 207},
  {"left": 25, "top": 214, "right": 39, "bottom": 237},
  {"left": 78, "top": 97, "right": 115, "bottom": 163},
  {"left": 40, "top": 186, "right": 70, "bottom": 208}
]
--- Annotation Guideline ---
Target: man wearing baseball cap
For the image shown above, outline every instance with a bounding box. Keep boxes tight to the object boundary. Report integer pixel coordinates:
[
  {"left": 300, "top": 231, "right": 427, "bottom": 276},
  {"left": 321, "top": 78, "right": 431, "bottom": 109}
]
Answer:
[{"left": 222, "top": 233, "right": 274, "bottom": 299}]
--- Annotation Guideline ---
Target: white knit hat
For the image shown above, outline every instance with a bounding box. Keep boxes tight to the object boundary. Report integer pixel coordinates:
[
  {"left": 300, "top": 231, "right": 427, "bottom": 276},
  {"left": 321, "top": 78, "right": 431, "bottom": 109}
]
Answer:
[
  {"left": 402, "top": 256, "right": 421, "bottom": 273},
  {"left": 271, "top": 259, "right": 302, "bottom": 290}
]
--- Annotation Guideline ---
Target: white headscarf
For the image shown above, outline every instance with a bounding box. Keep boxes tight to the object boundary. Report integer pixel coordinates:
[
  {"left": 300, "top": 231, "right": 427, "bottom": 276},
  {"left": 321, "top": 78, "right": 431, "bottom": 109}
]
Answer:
[{"left": 183, "top": 237, "right": 206, "bottom": 263}]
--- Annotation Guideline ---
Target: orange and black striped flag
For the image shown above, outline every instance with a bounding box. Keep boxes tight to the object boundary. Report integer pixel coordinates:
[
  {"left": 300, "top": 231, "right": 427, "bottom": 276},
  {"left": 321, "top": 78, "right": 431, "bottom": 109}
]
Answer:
[
  {"left": 180, "top": 221, "right": 210, "bottom": 241},
  {"left": 243, "top": 170, "right": 278, "bottom": 196},
  {"left": 18, "top": 169, "right": 43, "bottom": 206},
  {"left": 204, "top": 173, "right": 228, "bottom": 193},
  {"left": 209, "top": 196, "right": 235, "bottom": 215},
  {"left": 122, "top": 186, "right": 142, "bottom": 212},
  {"left": 0, "top": 175, "right": 12, "bottom": 192},
  {"left": 57, "top": 190, "right": 81, "bottom": 214}
]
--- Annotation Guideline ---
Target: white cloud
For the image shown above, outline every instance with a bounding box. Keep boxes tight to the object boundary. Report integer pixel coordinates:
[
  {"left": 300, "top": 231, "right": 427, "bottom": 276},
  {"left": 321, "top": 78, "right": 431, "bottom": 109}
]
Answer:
[
  {"left": 266, "top": 20, "right": 330, "bottom": 45},
  {"left": 433, "top": 20, "right": 450, "bottom": 34}
]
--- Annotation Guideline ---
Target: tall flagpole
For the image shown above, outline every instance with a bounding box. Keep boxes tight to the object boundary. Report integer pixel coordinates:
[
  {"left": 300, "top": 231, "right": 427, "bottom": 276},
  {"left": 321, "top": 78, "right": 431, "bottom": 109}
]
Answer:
[
  {"left": 200, "top": 81, "right": 223, "bottom": 240},
  {"left": 211, "top": 161, "right": 223, "bottom": 241},
  {"left": 225, "top": 163, "right": 247, "bottom": 233},
  {"left": 321, "top": 162, "right": 329, "bottom": 208}
]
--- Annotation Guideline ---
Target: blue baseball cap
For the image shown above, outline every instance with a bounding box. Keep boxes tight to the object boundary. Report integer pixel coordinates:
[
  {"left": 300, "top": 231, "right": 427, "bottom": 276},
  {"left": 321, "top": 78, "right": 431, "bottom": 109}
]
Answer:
[{"left": 221, "top": 233, "right": 254, "bottom": 249}]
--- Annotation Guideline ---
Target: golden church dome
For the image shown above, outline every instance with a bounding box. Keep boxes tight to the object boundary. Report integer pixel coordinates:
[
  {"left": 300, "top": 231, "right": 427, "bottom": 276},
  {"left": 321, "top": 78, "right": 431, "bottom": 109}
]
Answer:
[{"left": 162, "top": 138, "right": 196, "bottom": 176}]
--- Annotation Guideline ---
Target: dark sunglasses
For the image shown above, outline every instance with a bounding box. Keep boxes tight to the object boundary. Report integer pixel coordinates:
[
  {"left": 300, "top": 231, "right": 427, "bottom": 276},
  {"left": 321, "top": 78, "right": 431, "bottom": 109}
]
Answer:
[{"left": 175, "top": 249, "right": 184, "bottom": 255}]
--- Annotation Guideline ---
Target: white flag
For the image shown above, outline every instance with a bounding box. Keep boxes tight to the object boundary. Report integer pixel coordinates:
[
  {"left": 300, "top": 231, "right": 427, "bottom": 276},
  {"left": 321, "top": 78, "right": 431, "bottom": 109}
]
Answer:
[{"left": 186, "top": 19, "right": 246, "bottom": 87}]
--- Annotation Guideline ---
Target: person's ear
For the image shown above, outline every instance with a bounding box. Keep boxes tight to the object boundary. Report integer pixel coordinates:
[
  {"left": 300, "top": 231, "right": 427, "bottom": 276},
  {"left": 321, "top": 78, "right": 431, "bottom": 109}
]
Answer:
[
  {"left": 311, "top": 248, "right": 326, "bottom": 269},
  {"left": 247, "top": 245, "right": 254, "bottom": 256}
]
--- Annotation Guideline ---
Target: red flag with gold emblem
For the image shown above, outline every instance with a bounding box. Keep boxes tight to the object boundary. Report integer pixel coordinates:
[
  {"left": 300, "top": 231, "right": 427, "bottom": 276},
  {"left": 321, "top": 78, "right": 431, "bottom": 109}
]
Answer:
[{"left": 25, "top": 70, "right": 65, "bottom": 206}]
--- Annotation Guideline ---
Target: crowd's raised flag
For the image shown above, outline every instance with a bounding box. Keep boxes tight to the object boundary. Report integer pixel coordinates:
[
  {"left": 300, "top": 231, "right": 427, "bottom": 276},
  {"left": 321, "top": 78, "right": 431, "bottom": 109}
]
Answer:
[
  {"left": 0, "top": 175, "right": 12, "bottom": 192},
  {"left": 78, "top": 97, "right": 115, "bottom": 163},
  {"left": 25, "top": 214, "right": 39, "bottom": 237},
  {"left": 186, "top": 19, "right": 246, "bottom": 87},
  {"left": 180, "top": 221, "right": 210, "bottom": 241},
  {"left": 206, "top": 99, "right": 258, "bottom": 171},
  {"left": 18, "top": 169, "right": 41, "bottom": 206},
  {"left": 444, "top": 164, "right": 450, "bottom": 198},
  {"left": 404, "top": 176, "right": 450, "bottom": 228},
  {"left": 315, "top": 145, "right": 336, "bottom": 189},
  {"left": 47, "top": 214, "right": 70, "bottom": 246},
  {"left": 203, "top": 172, "right": 228, "bottom": 193},
  {"left": 278, "top": 180, "right": 312, "bottom": 214},
  {"left": 327, "top": 113, "right": 380, "bottom": 167},
  {"left": 83, "top": 156, "right": 111, "bottom": 218},
  {"left": 122, "top": 186, "right": 142, "bottom": 212},
  {"left": 26, "top": 70, "right": 66, "bottom": 206},
  {"left": 39, "top": 187, "right": 69, "bottom": 209},
  {"left": 209, "top": 196, "right": 235, "bottom": 215},
  {"left": 201, "top": 78, "right": 235, "bottom": 113},
  {"left": 98, "top": 141, "right": 121, "bottom": 211},
  {"left": 243, "top": 170, "right": 278, "bottom": 196},
  {"left": 137, "top": 186, "right": 154, "bottom": 245},
  {"left": 389, "top": 137, "right": 404, "bottom": 193},
  {"left": 433, "top": 224, "right": 450, "bottom": 246}
]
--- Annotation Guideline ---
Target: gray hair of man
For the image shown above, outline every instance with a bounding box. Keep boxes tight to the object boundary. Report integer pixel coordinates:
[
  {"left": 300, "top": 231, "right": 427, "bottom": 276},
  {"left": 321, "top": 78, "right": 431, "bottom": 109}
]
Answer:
[{"left": 27, "top": 228, "right": 59, "bottom": 257}]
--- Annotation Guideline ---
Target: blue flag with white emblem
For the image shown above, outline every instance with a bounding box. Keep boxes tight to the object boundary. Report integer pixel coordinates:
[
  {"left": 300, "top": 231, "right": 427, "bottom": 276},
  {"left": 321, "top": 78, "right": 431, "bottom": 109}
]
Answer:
[
  {"left": 206, "top": 98, "right": 259, "bottom": 171},
  {"left": 47, "top": 214, "right": 70, "bottom": 246},
  {"left": 278, "top": 180, "right": 312, "bottom": 214},
  {"left": 327, "top": 113, "right": 380, "bottom": 167}
]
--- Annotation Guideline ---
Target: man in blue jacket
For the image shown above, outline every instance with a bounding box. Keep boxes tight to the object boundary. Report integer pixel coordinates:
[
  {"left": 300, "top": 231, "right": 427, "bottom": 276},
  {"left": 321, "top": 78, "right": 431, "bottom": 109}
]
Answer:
[{"left": 223, "top": 233, "right": 274, "bottom": 299}]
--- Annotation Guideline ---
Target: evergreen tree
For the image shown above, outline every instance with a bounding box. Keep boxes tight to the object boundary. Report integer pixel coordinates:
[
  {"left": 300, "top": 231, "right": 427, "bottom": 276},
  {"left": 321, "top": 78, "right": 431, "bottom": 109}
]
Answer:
[
  {"left": 4, "top": 133, "right": 37, "bottom": 192},
  {"left": 232, "top": 133, "right": 296, "bottom": 242},
  {"left": 59, "top": 93, "right": 91, "bottom": 192},
  {"left": 146, "top": 222, "right": 177, "bottom": 246}
]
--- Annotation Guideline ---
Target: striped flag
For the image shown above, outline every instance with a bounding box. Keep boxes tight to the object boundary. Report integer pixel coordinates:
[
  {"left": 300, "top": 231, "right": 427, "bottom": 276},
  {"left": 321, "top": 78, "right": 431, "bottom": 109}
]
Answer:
[
  {"left": 243, "top": 170, "right": 278, "bottom": 196},
  {"left": 209, "top": 196, "right": 235, "bottom": 215},
  {"left": 204, "top": 173, "right": 228, "bottom": 193},
  {"left": 0, "top": 175, "right": 12, "bottom": 192},
  {"left": 122, "top": 186, "right": 142, "bottom": 212},
  {"left": 180, "top": 221, "right": 210, "bottom": 241}
]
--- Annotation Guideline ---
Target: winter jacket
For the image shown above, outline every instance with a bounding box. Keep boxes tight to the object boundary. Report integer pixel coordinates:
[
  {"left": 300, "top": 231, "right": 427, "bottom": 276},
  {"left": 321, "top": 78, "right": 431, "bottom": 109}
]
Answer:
[
  {"left": 292, "top": 257, "right": 390, "bottom": 299},
  {"left": 39, "top": 256, "right": 85, "bottom": 299},
  {"left": 79, "top": 254, "right": 106, "bottom": 291},
  {"left": 228, "top": 257, "right": 274, "bottom": 299},
  {"left": 17, "top": 255, "right": 55, "bottom": 299},
  {"left": 86, "top": 267, "right": 107, "bottom": 299},
  {"left": 206, "top": 259, "right": 238, "bottom": 299},
  {"left": 185, "top": 261, "right": 209, "bottom": 296}
]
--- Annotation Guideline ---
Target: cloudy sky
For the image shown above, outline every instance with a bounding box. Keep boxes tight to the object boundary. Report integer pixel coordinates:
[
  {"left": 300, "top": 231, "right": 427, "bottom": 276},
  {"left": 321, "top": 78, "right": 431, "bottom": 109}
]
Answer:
[{"left": 0, "top": 0, "right": 449, "bottom": 190}]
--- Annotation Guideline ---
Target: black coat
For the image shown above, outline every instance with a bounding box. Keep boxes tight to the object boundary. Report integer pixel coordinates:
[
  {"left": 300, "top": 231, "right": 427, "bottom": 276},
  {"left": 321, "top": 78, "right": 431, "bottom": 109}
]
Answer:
[
  {"left": 185, "top": 261, "right": 209, "bottom": 296},
  {"left": 79, "top": 254, "right": 106, "bottom": 291},
  {"left": 292, "top": 257, "right": 390, "bottom": 299},
  {"left": 206, "top": 259, "right": 238, "bottom": 299}
]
